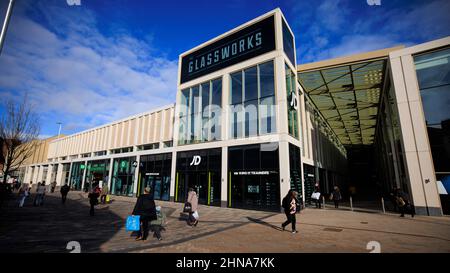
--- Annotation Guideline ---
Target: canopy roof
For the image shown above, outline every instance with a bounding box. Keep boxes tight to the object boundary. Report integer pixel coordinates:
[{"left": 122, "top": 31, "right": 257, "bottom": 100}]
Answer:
[{"left": 298, "top": 54, "right": 393, "bottom": 146}]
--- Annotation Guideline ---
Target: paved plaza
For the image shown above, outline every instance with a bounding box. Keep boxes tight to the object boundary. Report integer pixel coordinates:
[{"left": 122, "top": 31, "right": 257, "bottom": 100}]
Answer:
[{"left": 0, "top": 191, "right": 449, "bottom": 253}]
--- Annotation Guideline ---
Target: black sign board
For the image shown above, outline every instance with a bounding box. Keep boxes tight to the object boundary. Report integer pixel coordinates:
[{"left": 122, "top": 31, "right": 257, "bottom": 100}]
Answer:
[{"left": 180, "top": 15, "right": 276, "bottom": 84}]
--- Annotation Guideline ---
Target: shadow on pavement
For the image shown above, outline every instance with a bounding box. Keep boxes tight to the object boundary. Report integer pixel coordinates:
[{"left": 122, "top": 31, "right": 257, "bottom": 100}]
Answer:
[
  {"left": 0, "top": 192, "right": 124, "bottom": 253},
  {"left": 247, "top": 217, "right": 283, "bottom": 231}
]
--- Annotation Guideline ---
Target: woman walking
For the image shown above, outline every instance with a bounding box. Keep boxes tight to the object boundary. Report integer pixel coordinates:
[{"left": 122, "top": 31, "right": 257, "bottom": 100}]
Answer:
[
  {"left": 331, "top": 186, "right": 342, "bottom": 208},
  {"left": 132, "top": 187, "right": 157, "bottom": 241},
  {"left": 187, "top": 187, "right": 199, "bottom": 226},
  {"left": 281, "top": 190, "right": 299, "bottom": 234},
  {"left": 18, "top": 183, "right": 30, "bottom": 207}
]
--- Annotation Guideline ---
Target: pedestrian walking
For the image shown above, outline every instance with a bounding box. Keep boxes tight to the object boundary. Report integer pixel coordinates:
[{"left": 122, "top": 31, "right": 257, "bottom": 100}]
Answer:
[
  {"left": 60, "top": 183, "right": 70, "bottom": 204},
  {"left": 88, "top": 188, "right": 99, "bottom": 216},
  {"left": 331, "top": 186, "right": 342, "bottom": 208},
  {"left": 18, "top": 183, "right": 30, "bottom": 207},
  {"left": 186, "top": 187, "right": 199, "bottom": 226},
  {"left": 281, "top": 190, "right": 299, "bottom": 234},
  {"left": 312, "top": 183, "right": 321, "bottom": 209},
  {"left": 132, "top": 187, "right": 157, "bottom": 241},
  {"left": 34, "top": 182, "right": 46, "bottom": 206},
  {"left": 150, "top": 206, "right": 166, "bottom": 241},
  {"left": 100, "top": 184, "right": 109, "bottom": 204},
  {"left": 394, "top": 187, "right": 415, "bottom": 218}
]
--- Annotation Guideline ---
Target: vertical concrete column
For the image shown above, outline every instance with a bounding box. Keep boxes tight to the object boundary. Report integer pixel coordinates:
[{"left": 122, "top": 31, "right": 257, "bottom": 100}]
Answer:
[
  {"left": 279, "top": 141, "right": 291, "bottom": 209},
  {"left": 275, "top": 56, "right": 289, "bottom": 136},
  {"left": 32, "top": 166, "right": 39, "bottom": 184},
  {"left": 45, "top": 165, "right": 53, "bottom": 184},
  {"left": 133, "top": 156, "right": 140, "bottom": 197},
  {"left": 81, "top": 161, "right": 87, "bottom": 191},
  {"left": 390, "top": 54, "right": 442, "bottom": 216},
  {"left": 55, "top": 163, "right": 63, "bottom": 187},
  {"left": 169, "top": 151, "right": 177, "bottom": 202},
  {"left": 221, "top": 146, "right": 228, "bottom": 207},
  {"left": 37, "top": 166, "right": 44, "bottom": 183},
  {"left": 107, "top": 158, "right": 114, "bottom": 193},
  {"left": 67, "top": 162, "right": 73, "bottom": 187}
]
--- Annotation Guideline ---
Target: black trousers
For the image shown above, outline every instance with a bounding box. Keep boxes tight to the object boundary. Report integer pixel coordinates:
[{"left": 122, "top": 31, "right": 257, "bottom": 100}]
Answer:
[
  {"left": 138, "top": 217, "right": 149, "bottom": 239},
  {"left": 61, "top": 194, "right": 67, "bottom": 204},
  {"left": 315, "top": 199, "right": 321, "bottom": 208},
  {"left": 90, "top": 204, "right": 95, "bottom": 216},
  {"left": 150, "top": 225, "right": 162, "bottom": 239},
  {"left": 282, "top": 213, "right": 296, "bottom": 231},
  {"left": 399, "top": 204, "right": 415, "bottom": 217},
  {"left": 334, "top": 200, "right": 339, "bottom": 208}
]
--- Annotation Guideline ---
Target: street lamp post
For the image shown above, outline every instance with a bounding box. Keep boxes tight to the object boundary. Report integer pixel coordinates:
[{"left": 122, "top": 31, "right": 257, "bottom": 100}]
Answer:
[{"left": 0, "top": 0, "right": 16, "bottom": 56}]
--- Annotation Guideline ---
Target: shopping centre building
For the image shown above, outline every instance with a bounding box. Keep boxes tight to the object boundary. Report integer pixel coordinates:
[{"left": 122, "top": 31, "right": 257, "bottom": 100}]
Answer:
[{"left": 19, "top": 9, "right": 449, "bottom": 215}]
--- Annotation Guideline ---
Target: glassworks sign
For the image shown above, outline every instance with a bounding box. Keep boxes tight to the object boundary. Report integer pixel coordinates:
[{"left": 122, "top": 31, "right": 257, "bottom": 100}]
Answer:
[{"left": 180, "top": 15, "right": 275, "bottom": 84}]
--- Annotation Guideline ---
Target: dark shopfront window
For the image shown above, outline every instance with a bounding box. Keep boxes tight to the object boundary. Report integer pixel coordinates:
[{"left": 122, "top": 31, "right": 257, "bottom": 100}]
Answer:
[
  {"left": 84, "top": 160, "right": 110, "bottom": 192},
  {"left": 138, "top": 153, "right": 172, "bottom": 201},
  {"left": 111, "top": 157, "right": 136, "bottom": 197},
  {"left": 228, "top": 143, "right": 280, "bottom": 211},
  {"left": 70, "top": 162, "right": 84, "bottom": 190},
  {"left": 303, "top": 164, "right": 315, "bottom": 206},
  {"left": 175, "top": 148, "right": 221, "bottom": 206},
  {"left": 289, "top": 144, "right": 302, "bottom": 200}
]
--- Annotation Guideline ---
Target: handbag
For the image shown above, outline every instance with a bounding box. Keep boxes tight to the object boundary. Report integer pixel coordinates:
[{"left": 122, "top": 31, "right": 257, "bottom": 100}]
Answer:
[
  {"left": 126, "top": 215, "right": 140, "bottom": 231},
  {"left": 311, "top": 192, "right": 321, "bottom": 200},
  {"left": 192, "top": 211, "right": 199, "bottom": 220},
  {"left": 183, "top": 202, "right": 192, "bottom": 213}
]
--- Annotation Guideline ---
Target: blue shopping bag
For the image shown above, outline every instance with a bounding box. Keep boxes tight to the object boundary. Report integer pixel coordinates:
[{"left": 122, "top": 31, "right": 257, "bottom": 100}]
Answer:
[{"left": 126, "top": 215, "right": 140, "bottom": 231}]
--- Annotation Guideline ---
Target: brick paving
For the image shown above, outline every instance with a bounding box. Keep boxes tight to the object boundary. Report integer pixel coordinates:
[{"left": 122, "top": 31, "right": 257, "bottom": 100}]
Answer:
[{"left": 0, "top": 191, "right": 449, "bottom": 253}]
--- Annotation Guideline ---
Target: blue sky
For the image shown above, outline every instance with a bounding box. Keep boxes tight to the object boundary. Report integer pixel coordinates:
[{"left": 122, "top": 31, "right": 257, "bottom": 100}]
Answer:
[{"left": 0, "top": 0, "right": 449, "bottom": 138}]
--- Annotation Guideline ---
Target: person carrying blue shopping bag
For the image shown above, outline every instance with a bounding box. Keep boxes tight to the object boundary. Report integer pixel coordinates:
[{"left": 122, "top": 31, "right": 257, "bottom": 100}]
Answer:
[
  {"left": 126, "top": 215, "right": 140, "bottom": 231},
  {"left": 132, "top": 187, "right": 156, "bottom": 241}
]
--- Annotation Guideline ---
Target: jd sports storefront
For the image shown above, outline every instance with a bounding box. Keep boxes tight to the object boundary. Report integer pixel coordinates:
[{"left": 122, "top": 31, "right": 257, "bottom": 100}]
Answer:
[
  {"left": 228, "top": 143, "right": 280, "bottom": 211},
  {"left": 175, "top": 148, "right": 221, "bottom": 206}
]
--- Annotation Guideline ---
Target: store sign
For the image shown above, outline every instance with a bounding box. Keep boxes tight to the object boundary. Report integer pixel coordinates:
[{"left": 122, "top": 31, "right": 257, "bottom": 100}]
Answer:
[
  {"left": 189, "top": 155, "right": 202, "bottom": 166},
  {"left": 290, "top": 92, "right": 298, "bottom": 110},
  {"left": 233, "top": 171, "right": 270, "bottom": 176},
  {"left": 180, "top": 15, "right": 276, "bottom": 84},
  {"left": 247, "top": 185, "right": 260, "bottom": 193},
  {"left": 146, "top": 173, "right": 160, "bottom": 176},
  {"left": 80, "top": 164, "right": 85, "bottom": 170}
]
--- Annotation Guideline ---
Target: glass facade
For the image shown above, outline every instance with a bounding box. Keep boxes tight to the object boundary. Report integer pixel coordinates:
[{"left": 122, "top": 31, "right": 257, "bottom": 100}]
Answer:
[
  {"left": 303, "top": 164, "right": 315, "bottom": 206},
  {"left": 69, "top": 162, "right": 84, "bottom": 190},
  {"left": 228, "top": 143, "right": 280, "bottom": 211},
  {"left": 230, "top": 60, "right": 276, "bottom": 138},
  {"left": 111, "top": 157, "right": 136, "bottom": 197},
  {"left": 175, "top": 148, "right": 221, "bottom": 206},
  {"left": 286, "top": 64, "right": 299, "bottom": 138},
  {"left": 138, "top": 153, "right": 172, "bottom": 200},
  {"left": 282, "top": 19, "right": 295, "bottom": 66},
  {"left": 178, "top": 78, "right": 222, "bottom": 145},
  {"left": 84, "top": 159, "right": 110, "bottom": 192},
  {"left": 414, "top": 48, "right": 450, "bottom": 214}
]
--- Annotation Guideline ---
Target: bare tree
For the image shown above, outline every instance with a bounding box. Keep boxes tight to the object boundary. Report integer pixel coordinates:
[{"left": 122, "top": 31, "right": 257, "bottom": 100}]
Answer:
[{"left": 0, "top": 95, "right": 40, "bottom": 183}]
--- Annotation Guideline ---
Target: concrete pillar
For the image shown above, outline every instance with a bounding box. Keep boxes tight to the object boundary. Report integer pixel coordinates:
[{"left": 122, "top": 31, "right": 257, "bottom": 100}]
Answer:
[
  {"left": 169, "top": 151, "right": 177, "bottom": 202},
  {"left": 55, "top": 163, "right": 63, "bottom": 186},
  {"left": 221, "top": 146, "right": 228, "bottom": 207},
  {"left": 279, "top": 140, "right": 291, "bottom": 209},
  {"left": 36, "top": 166, "right": 44, "bottom": 183},
  {"left": 107, "top": 158, "right": 114, "bottom": 194},
  {"left": 133, "top": 156, "right": 139, "bottom": 197},
  {"left": 390, "top": 54, "right": 442, "bottom": 216},
  {"left": 81, "top": 161, "right": 87, "bottom": 191},
  {"left": 45, "top": 165, "right": 53, "bottom": 184}
]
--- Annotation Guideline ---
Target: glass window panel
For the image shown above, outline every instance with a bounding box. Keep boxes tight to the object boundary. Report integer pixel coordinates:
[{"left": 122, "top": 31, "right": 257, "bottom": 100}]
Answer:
[
  {"left": 191, "top": 86, "right": 200, "bottom": 114},
  {"left": 245, "top": 99, "right": 258, "bottom": 137},
  {"left": 282, "top": 19, "right": 295, "bottom": 66},
  {"left": 211, "top": 78, "right": 222, "bottom": 107},
  {"left": 201, "top": 82, "right": 210, "bottom": 116},
  {"left": 259, "top": 61, "right": 275, "bottom": 98},
  {"left": 180, "top": 88, "right": 190, "bottom": 117},
  {"left": 231, "top": 72, "right": 243, "bottom": 105},
  {"left": 230, "top": 103, "right": 244, "bottom": 139},
  {"left": 244, "top": 66, "right": 258, "bottom": 101},
  {"left": 260, "top": 96, "right": 276, "bottom": 134},
  {"left": 415, "top": 48, "right": 450, "bottom": 89}
]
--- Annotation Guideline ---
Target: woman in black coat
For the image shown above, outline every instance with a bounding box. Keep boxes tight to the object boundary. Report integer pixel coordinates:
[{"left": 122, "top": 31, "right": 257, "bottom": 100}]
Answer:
[
  {"left": 281, "top": 190, "right": 299, "bottom": 234},
  {"left": 132, "top": 187, "right": 157, "bottom": 241}
]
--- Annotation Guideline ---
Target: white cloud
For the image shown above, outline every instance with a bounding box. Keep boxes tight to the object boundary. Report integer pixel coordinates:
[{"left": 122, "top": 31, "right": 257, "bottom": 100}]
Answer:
[{"left": 0, "top": 2, "right": 178, "bottom": 135}]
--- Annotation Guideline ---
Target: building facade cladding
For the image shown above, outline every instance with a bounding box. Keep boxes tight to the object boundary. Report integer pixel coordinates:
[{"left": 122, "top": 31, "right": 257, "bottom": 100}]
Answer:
[{"left": 20, "top": 8, "right": 447, "bottom": 214}]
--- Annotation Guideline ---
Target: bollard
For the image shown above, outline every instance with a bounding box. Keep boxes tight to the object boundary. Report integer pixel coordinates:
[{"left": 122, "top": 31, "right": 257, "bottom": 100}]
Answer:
[
  {"left": 322, "top": 196, "right": 325, "bottom": 209},
  {"left": 350, "top": 196, "right": 353, "bottom": 212},
  {"left": 381, "top": 197, "right": 386, "bottom": 214}
]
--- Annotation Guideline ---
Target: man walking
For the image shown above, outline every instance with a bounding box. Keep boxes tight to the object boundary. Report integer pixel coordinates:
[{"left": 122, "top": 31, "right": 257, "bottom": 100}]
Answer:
[{"left": 60, "top": 183, "right": 70, "bottom": 204}]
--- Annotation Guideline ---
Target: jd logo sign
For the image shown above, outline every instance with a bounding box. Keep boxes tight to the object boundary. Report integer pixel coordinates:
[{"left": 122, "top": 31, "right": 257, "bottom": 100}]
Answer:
[
  {"left": 290, "top": 92, "right": 298, "bottom": 110},
  {"left": 189, "top": 155, "right": 202, "bottom": 166}
]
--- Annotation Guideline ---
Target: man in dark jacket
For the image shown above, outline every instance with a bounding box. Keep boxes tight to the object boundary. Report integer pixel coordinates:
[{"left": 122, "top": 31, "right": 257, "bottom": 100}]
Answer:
[
  {"left": 132, "top": 187, "right": 157, "bottom": 241},
  {"left": 60, "top": 183, "right": 70, "bottom": 204}
]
